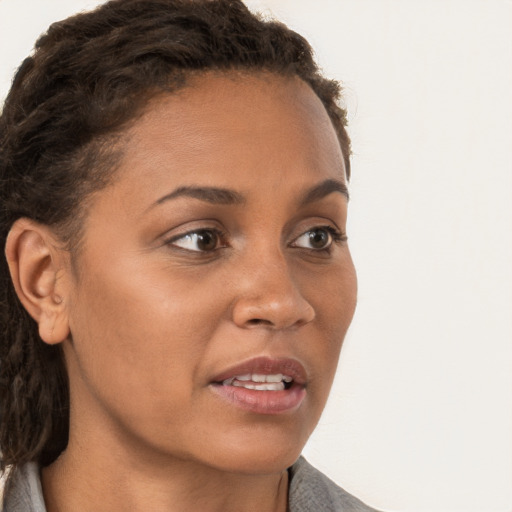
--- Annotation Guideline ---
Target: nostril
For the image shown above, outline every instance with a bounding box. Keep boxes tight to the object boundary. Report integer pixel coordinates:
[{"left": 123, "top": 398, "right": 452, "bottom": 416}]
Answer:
[
  {"left": 247, "top": 318, "right": 271, "bottom": 326},
  {"left": 233, "top": 297, "right": 315, "bottom": 330}
]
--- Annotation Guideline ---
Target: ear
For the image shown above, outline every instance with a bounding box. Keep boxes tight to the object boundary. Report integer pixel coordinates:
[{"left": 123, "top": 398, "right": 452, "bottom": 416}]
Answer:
[{"left": 5, "top": 218, "right": 71, "bottom": 345}]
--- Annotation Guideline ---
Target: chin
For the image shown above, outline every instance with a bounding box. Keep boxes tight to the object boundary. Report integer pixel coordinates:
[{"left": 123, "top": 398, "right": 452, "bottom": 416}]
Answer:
[
  {"left": 193, "top": 425, "right": 310, "bottom": 476},
  {"left": 207, "top": 450, "right": 302, "bottom": 476}
]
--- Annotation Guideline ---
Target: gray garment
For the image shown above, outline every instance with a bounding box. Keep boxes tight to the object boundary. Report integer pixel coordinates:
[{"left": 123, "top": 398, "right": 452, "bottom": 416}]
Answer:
[
  {"left": 2, "top": 463, "right": 45, "bottom": 512},
  {"left": 2, "top": 456, "right": 379, "bottom": 512},
  {"left": 288, "top": 457, "right": 380, "bottom": 512}
]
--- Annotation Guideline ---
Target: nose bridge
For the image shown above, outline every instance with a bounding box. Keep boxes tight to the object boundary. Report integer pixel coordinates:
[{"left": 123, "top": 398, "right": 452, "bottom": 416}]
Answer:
[{"left": 231, "top": 242, "right": 315, "bottom": 329}]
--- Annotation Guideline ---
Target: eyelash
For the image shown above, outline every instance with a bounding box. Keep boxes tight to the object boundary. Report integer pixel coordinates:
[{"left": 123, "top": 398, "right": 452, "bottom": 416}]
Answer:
[
  {"left": 164, "top": 228, "right": 228, "bottom": 253},
  {"left": 299, "top": 225, "right": 347, "bottom": 252},
  {"left": 164, "top": 225, "right": 346, "bottom": 255}
]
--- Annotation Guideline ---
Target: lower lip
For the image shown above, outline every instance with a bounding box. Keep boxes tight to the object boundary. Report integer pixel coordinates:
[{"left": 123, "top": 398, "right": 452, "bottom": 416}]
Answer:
[{"left": 210, "top": 383, "right": 306, "bottom": 415}]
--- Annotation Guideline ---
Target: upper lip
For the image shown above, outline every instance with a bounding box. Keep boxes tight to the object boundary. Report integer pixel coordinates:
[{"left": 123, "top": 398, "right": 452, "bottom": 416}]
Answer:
[{"left": 211, "top": 356, "right": 307, "bottom": 386}]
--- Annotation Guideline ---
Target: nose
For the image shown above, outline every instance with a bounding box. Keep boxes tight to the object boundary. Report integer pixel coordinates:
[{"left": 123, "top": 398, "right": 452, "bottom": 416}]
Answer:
[{"left": 231, "top": 254, "right": 315, "bottom": 330}]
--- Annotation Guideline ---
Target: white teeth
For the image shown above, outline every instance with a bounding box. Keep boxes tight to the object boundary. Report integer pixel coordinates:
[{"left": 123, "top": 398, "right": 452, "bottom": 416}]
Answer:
[
  {"left": 247, "top": 373, "right": 287, "bottom": 383},
  {"left": 261, "top": 382, "right": 285, "bottom": 391},
  {"left": 221, "top": 373, "right": 293, "bottom": 389},
  {"left": 265, "top": 374, "right": 283, "bottom": 383},
  {"left": 236, "top": 382, "right": 256, "bottom": 389},
  {"left": 233, "top": 381, "right": 285, "bottom": 391}
]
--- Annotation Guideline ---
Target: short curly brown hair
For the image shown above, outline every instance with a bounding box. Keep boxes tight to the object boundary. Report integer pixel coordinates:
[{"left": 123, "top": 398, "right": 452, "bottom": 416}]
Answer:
[{"left": 0, "top": 0, "right": 351, "bottom": 470}]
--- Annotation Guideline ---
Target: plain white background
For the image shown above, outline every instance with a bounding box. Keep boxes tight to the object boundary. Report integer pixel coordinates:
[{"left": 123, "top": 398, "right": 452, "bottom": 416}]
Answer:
[{"left": 1, "top": 1, "right": 511, "bottom": 511}]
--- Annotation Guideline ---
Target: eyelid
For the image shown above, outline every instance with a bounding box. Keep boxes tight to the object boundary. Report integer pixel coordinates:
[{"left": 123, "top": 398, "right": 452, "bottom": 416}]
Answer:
[
  {"left": 163, "top": 227, "right": 228, "bottom": 252},
  {"left": 159, "top": 220, "right": 346, "bottom": 254},
  {"left": 290, "top": 225, "right": 347, "bottom": 251},
  {"left": 159, "top": 218, "right": 225, "bottom": 243}
]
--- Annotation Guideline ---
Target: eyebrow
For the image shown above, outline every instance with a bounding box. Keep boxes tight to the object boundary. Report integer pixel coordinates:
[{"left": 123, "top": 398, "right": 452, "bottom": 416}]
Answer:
[
  {"left": 154, "top": 186, "right": 245, "bottom": 206},
  {"left": 151, "top": 178, "right": 349, "bottom": 210},
  {"left": 299, "top": 178, "right": 349, "bottom": 205}
]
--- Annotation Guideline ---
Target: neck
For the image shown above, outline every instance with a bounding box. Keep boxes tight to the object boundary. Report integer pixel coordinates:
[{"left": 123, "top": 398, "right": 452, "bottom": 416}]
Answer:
[
  {"left": 42, "top": 352, "right": 293, "bottom": 512},
  {"left": 42, "top": 435, "right": 289, "bottom": 512}
]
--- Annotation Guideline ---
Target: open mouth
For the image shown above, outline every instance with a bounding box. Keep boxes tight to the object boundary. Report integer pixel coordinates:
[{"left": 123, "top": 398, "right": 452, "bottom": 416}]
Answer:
[
  {"left": 220, "top": 373, "right": 294, "bottom": 391},
  {"left": 210, "top": 357, "right": 307, "bottom": 414}
]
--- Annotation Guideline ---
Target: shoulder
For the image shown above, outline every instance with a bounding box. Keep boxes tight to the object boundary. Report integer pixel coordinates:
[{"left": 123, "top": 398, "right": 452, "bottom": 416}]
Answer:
[
  {"left": 2, "top": 463, "right": 47, "bottom": 512},
  {"left": 3, "top": 458, "right": 381, "bottom": 512},
  {"left": 288, "top": 456, "right": 381, "bottom": 512}
]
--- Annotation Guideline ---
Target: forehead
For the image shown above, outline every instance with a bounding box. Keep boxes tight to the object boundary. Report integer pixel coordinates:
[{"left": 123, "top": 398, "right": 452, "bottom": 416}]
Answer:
[{"left": 116, "top": 72, "right": 346, "bottom": 202}]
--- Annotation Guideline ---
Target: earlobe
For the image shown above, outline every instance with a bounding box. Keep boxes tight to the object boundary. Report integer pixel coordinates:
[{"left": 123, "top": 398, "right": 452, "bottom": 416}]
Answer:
[{"left": 5, "top": 218, "right": 70, "bottom": 345}]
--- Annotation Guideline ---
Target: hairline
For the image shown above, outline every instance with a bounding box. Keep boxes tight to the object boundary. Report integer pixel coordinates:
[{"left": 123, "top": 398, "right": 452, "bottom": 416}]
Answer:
[{"left": 64, "top": 68, "right": 348, "bottom": 274}]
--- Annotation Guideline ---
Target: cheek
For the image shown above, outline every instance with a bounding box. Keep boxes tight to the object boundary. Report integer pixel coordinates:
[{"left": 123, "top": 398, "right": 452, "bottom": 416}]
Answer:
[
  {"left": 311, "top": 257, "right": 357, "bottom": 378},
  {"left": 332, "top": 257, "right": 358, "bottom": 334},
  {"left": 306, "top": 254, "right": 357, "bottom": 337},
  {"left": 66, "top": 255, "right": 226, "bottom": 414}
]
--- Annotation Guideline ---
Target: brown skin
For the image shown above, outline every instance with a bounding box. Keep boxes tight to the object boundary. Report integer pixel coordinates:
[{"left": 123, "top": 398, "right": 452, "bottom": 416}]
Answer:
[{"left": 6, "top": 73, "right": 357, "bottom": 512}]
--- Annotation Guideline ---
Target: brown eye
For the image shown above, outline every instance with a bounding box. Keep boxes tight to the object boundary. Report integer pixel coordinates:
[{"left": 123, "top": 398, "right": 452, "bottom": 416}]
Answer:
[
  {"left": 170, "top": 229, "right": 221, "bottom": 252},
  {"left": 195, "top": 230, "right": 218, "bottom": 251},
  {"left": 292, "top": 227, "right": 334, "bottom": 250},
  {"left": 308, "top": 228, "right": 330, "bottom": 249}
]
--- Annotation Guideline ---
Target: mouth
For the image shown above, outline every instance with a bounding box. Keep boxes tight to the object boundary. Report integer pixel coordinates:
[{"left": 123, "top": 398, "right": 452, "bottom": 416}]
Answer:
[
  {"left": 221, "top": 373, "right": 294, "bottom": 391},
  {"left": 210, "top": 357, "right": 307, "bottom": 415}
]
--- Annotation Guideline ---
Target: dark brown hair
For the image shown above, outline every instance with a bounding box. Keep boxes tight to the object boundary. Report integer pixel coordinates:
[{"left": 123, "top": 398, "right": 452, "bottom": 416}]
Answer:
[{"left": 0, "top": 0, "right": 351, "bottom": 470}]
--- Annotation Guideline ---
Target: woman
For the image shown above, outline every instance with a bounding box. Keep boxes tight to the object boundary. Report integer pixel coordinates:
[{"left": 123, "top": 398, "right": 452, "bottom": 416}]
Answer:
[{"left": 0, "top": 0, "right": 378, "bottom": 510}]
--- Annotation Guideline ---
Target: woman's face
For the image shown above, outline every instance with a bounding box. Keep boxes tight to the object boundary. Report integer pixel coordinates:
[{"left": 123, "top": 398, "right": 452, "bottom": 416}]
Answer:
[{"left": 62, "top": 72, "right": 357, "bottom": 474}]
